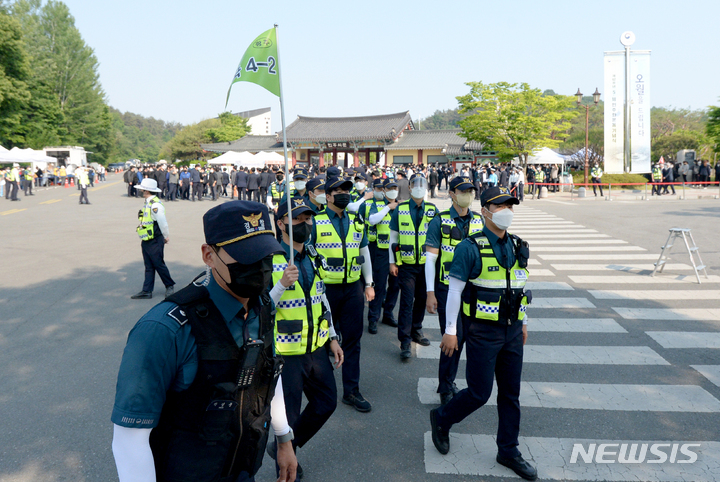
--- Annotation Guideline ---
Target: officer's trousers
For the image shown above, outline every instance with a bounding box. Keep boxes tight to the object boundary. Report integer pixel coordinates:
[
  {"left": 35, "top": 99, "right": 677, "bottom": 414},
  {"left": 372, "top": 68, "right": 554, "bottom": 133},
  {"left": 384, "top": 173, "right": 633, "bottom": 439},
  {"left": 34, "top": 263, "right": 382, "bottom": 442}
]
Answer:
[
  {"left": 248, "top": 189, "right": 258, "bottom": 202},
  {"left": 435, "top": 283, "right": 465, "bottom": 394},
  {"left": 397, "top": 264, "right": 427, "bottom": 345},
  {"left": 192, "top": 182, "right": 203, "bottom": 201},
  {"left": 141, "top": 236, "right": 175, "bottom": 292},
  {"left": 168, "top": 183, "right": 178, "bottom": 201},
  {"left": 367, "top": 242, "right": 399, "bottom": 324},
  {"left": 10, "top": 181, "right": 19, "bottom": 200},
  {"left": 237, "top": 187, "right": 247, "bottom": 200},
  {"left": 324, "top": 281, "right": 364, "bottom": 397},
  {"left": 281, "top": 348, "right": 337, "bottom": 449},
  {"left": 79, "top": 186, "right": 89, "bottom": 204},
  {"left": 436, "top": 317, "right": 523, "bottom": 459},
  {"left": 592, "top": 178, "right": 603, "bottom": 196}
]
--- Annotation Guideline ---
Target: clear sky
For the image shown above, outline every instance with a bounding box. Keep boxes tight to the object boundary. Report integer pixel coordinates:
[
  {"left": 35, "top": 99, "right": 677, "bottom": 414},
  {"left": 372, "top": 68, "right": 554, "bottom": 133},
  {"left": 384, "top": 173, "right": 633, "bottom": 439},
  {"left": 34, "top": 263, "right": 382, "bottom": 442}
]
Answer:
[{"left": 60, "top": 0, "right": 720, "bottom": 130}]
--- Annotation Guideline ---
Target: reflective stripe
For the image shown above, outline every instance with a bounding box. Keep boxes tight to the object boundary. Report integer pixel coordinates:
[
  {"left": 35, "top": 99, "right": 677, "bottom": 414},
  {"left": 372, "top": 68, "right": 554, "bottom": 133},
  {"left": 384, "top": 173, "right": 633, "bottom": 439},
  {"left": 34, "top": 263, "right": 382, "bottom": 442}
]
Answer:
[{"left": 470, "top": 279, "right": 527, "bottom": 289}]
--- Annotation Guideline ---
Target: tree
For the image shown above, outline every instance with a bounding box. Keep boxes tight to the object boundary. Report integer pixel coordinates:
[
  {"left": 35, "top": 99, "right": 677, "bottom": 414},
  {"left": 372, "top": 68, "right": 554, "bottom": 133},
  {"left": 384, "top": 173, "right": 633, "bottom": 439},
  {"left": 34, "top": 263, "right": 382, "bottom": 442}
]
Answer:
[
  {"left": 457, "top": 82, "right": 577, "bottom": 167},
  {"left": 417, "top": 109, "right": 462, "bottom": 130},
  {"left": 706, "top": 102, "right": 720, "bottom": 155},
  {"left": 206, "top": 112, "right": 249, "bottom": 143},
  {"left": 0, "top": 10, "right": 31, "bottom": 146},
  {"left": 160, "top": 118, "right": 220, "bottom": 161},
  {"left": 651, "top": 129, "right": 707, "bottom": 162}
]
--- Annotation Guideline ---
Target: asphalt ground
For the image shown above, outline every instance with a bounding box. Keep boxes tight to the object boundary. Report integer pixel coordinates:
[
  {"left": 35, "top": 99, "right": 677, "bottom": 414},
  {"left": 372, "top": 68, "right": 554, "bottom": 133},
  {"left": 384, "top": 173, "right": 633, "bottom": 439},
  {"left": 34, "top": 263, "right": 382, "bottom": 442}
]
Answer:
[{"left": 0, "top": 174, "right": 718, "bottom": 481}]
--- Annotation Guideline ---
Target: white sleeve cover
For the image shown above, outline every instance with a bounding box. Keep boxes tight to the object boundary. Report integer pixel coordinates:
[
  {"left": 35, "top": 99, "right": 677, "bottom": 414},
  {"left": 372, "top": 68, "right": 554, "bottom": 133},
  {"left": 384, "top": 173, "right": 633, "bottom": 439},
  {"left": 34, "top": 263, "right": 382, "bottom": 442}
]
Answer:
[
  {"left": 112, "top": 425, "right": 156, "bottom": 482},
  {"left": 347, "top": 198, "right": 365, "bottom": 213},
  {"left": 360, "top": 246, "right": 373, "bottom": 284},
  {"left": 445, "top": 277, "right": 467, "bottom": 336},
  {"left": 269, "top": 280, "right": 287, "bottom": 305},
  {"left": 425, "top": 251, "right": 438, "bottom": 293},
  {"left": 270, "top": 375, "right": 291, "bottom": 436},
  {"left": 368, "top": 206, "right": 390, "bottom": 226},
  {"left": 389, "top": 230, "right": 399, "bottom": 264},
  {"left": 151, "top": 203, "right": 170, "bottom": 239}
]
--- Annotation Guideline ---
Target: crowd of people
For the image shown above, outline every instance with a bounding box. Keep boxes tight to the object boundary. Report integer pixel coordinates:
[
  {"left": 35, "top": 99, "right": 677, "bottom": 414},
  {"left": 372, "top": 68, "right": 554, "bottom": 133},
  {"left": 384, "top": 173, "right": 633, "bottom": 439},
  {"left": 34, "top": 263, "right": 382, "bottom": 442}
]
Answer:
[{"left": 1, "top": 163, "right": 105, "bottom": 201}]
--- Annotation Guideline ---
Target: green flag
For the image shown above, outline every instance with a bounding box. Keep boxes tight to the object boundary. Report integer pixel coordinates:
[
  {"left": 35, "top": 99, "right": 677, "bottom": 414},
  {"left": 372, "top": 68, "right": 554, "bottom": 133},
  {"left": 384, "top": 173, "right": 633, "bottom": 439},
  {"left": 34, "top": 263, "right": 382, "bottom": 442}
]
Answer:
[{"left": 226, "top": 28, "right": 280, "bottom": 107}]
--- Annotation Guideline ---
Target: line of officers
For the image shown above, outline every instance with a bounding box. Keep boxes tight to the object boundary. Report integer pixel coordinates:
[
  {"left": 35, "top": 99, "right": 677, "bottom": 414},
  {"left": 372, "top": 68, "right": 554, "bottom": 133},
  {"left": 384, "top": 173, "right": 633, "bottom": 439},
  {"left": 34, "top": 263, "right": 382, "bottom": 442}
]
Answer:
[{"left": 111, "top": 168, "right": 537, "bottom": 481}]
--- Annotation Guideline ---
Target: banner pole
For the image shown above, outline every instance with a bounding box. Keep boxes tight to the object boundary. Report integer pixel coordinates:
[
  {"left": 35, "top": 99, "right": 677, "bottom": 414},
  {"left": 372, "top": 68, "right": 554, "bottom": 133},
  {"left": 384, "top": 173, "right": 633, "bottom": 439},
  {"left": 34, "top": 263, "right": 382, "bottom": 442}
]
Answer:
[{"left": 275, "top": 24, "right": 294, "bottom": 266}]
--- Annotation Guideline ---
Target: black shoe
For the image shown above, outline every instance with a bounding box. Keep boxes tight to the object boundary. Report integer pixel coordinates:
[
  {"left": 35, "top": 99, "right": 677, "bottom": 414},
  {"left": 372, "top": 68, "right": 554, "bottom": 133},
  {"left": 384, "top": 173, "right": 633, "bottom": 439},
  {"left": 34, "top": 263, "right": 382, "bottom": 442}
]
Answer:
[
  {"left": 342, "top": 392, "right": 372, "bottom": 412},
  {"left": 381, "top": 316, "right": 398, "bottom": 327},
  {"left": 411, "top": 331, "right": 431, "bottom": 346},
  {"left": 430, "top": 408, "right": 450, "bottom": 455},
  {"left": 440, "top": 391, "right": 454, "bottom": 406},
  {"left": 400, "top": 342, "right": 411, "bottom": 360},
  {"left": 165, "top": 285, "right": 175, "bottom": 298},
  {"left": 496, "top": 454, "right": 538, "bottom": 481},
  {"left": 130, "top": 291, "right": 152, "bottom": 299},
  {"left": 368, "top": 320, "right": 378, "bottom": 334}
]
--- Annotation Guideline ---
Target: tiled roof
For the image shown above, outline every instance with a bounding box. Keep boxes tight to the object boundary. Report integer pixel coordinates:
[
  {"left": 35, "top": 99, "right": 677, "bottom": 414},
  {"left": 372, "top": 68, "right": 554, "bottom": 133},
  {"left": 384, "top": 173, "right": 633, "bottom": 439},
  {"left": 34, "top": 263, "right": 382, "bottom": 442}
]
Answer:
[
  {"left": 201, "top": 135, "right": 284, "bottom": 153},
  {"left": 234, "top": 107, "right": 271, "bottom": 119},
  {"left": 385, "top": 129, "right": 467, "bottom": 150},
  {"left": 283, "top": 111, "right": 413, "bottom": 142}
]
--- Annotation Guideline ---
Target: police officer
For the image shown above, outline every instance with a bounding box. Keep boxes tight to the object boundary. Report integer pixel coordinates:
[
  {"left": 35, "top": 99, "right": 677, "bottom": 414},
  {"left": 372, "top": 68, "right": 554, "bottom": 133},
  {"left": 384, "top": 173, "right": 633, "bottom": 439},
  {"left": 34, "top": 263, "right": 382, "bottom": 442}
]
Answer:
[
  {"left": 389, "top": 174, "right": 437, "bottom": 360},
  {"left": 312, "top": 177, "right": 375, "bottom": 412},
  {"left": 23, "top": 166, "right": 34, "bottom": 196},
  {"left": 305, "top": 177, "right": 326, "bottom": 214},
  {"left": 360, "top": 178, "right": 400, "bottom": 334},
  {"left": 77, "top": 166, "right": 90, "bottom": 205},
  {"left": 267, "top": 197, "right": 343, "bottom": 480},
  {"left": 652, "top": 162, "right": 663, "bottom": 196},
  {"left": 591, "top": 163, "right": 604, "bottom": 197},
  {"left": 348, "top": 172, "right": 371, "bottom": 207},
  {"left": 279, "top": 169, "right": 309, "bottom": 206},
  {"left": 131, "top": 178, "right": 175, "bottom": 300},
  {"left": 9, "top": 163, "right": 20, "bottom": 201},
  {"left": 430, "top": 186, "right": 536, "bottom": 481},
  {"left": 112, "top": 201, "right": 297, "bottom": 482},
  {"left": 533, "top": 165, "right": 545, "bottom": 197},
  {"left": 268, "top": 171, "right": 292, "bottom": 242},
  {"left": 425, "top": 176, "right": 483, "bottom": 404}
]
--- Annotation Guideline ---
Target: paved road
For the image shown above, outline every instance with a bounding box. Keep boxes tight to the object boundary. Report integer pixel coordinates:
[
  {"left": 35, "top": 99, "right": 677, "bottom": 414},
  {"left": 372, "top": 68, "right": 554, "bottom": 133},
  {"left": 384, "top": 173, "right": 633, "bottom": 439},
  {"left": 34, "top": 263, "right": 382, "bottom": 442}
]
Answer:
[{"left": 0, "top": 175, "right": 719, "bottom": 481}]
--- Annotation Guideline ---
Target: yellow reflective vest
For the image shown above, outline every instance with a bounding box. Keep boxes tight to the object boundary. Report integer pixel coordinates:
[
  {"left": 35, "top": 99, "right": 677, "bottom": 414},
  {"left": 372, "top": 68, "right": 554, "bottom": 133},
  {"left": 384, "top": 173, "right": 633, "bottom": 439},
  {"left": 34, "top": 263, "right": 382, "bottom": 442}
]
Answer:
[
  {"left": 438, "top": 210, "right": 483, "bottom": 286},
  {"left": 313, "top": 211, "right": 365, "bottom": 284},
  {"left": 136, "top": 196, "right": 161, "bottom": 241},
  {"left": 591, "top": 167, "right": 603, "bottom": 179},
  {"left": 362, "top": 199, "right": 391, "bottom": 249},
  {"left": 652, "top": 166, "right": 662, "bottom": 181},
  {"left": 535, "top": 170, "right": 545, "bottom": 182},
  {"left": 271, "top": 251, "right": 329, "bottom": 355},
  {"left": 396, "top": 201, "right": 437, "bottom": 265},
  {"left": 462, "top": 234, "right": 531, "bottom": 324}
]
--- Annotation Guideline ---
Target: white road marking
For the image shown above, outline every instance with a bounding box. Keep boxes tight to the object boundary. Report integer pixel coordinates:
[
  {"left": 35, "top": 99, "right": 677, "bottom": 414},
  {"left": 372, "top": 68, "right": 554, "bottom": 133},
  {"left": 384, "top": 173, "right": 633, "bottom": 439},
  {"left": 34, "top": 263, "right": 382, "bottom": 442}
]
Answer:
[
  {"left": 692, "top": 365, "right": 720, "bottom": 388},
  {"left": 569, "top": 275, "right": 720, "bottom": 284},
  {"left": 529, "top": 240, "right": 627, "bottom": 245},
  {"left": 528, "top": 259, "right": 541, "bottom": 266},
  {"left": 646, "top": 332, "right": 720, "bottom": 349},
  {"left": 530, "top": 269, "right": 556, "bottom": 276},
  {"left": 526, "top": 281, "right": 574, "bottom": 290},
  {"left": 531, "top": 298, "right": 596, "bottom": 308},
  {"left": 537, "top": 246, "right": 646, "bottom": 252},
  {"left": 512, "top": 221, "right": 575, "bottom": 225},
  {"left": 522, "top": 234, "right": 612, "bottom": 239},
  {"left": 590, "top": 290, "right": 720, "bottom": 300},
  {"left": 532, "top": 318, "right": 627, "bottom": 333},
  {"left": 540, "top": 254, "right": 661, "bottom": 260},
  {"left": 424, "top": 432, "right": 720, "bottom": 481},
  {"left": 614, "top": 308, "right": 720, "bottom": 321},
  {"left": 417, "top": 378, "right": 720, "bottom": 411},
  {"left": 552, "top": 263, "right": 691, "bottom": 271}
]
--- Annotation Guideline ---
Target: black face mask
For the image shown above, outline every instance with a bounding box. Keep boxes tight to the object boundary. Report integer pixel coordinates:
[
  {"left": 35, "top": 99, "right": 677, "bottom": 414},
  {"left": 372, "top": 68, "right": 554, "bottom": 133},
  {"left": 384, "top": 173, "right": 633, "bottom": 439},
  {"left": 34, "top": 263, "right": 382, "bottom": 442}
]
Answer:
[
  {"left": 331, "top": 193, "right": 351, "bottom": 209},
  {"left": 276, "top": 176, "right": 284, "bottom": 182},
  {"left": 214, "top": 251, "right": 272, "bottom": 299},
  {"left": 284, "top": 221, "right": 312, "bottom": 244}
]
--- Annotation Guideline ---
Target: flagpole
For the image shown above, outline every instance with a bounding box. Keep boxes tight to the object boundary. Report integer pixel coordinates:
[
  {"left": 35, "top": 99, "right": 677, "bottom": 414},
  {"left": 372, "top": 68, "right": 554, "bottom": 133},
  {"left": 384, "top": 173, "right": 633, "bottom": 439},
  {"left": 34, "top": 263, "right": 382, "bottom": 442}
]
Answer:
[{"left": 275, "top": 24, "right": 294, "bottom": 266}]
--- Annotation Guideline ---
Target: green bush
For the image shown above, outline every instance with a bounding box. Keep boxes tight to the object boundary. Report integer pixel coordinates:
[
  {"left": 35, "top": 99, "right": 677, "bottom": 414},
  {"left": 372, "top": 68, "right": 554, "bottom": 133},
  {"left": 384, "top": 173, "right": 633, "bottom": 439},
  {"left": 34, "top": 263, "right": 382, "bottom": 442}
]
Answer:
[{"left": 571, "top": 172, "right": 650, "bottom": 189}]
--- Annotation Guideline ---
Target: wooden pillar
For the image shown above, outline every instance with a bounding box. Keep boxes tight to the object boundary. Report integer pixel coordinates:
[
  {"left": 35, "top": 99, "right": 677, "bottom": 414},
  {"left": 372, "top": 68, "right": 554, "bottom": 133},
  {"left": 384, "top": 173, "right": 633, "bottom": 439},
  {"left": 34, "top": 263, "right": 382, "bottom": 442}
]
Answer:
[
  {"left": 418, "top": 149, "right": 423, "bottom": 166},
  {"left": 333, "top": 150, "right": 338, "bottom": 166},
  {"left": 291, "top": 149, "right": 297, "bottom": 167},
  {"left": 353, "top": 150, "right": 360, "bottom": 168},
  {"left": 319, "top": 150, "right": 324, "bottom": 167},
  {"left": 366, "top": 148, "right": 371, "bottom": 167}
]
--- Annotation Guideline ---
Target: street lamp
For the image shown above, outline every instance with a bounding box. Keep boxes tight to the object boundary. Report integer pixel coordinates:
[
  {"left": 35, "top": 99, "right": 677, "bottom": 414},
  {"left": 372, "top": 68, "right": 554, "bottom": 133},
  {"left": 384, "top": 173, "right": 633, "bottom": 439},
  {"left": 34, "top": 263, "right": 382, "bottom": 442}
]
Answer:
[{"left": 576, "top": 88, "right": 601, "bottom": 184}]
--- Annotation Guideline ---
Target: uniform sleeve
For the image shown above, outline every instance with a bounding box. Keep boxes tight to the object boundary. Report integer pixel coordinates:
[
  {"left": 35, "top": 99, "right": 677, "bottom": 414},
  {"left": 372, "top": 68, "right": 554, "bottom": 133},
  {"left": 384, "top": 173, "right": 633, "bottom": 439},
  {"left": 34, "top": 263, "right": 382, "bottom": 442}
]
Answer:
[
  {"left": 425, "top": 216, "right": 442, "bottom": 249},
  {"left": 151, "top": 202, "right": 169, "bottom": 239},
  {"left": 111, "top": 319, "right": 185, "bottom": 429},
  {"left": 368, "top": 205, "right": 390, "bottom": 226},
  {"left": 389, "top": 208, "right": 399, "bottom": 231},
  {"left": 448, "top": 239, "right": 480, "bottom": 283}
]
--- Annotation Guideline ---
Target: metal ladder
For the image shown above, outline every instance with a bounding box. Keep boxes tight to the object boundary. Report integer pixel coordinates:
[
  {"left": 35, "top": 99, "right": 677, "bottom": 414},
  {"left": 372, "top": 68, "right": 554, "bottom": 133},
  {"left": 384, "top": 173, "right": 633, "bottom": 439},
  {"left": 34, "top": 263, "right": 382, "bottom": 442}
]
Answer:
[{"left": 651, "top": 228, "right": 708, "bottom": 284}]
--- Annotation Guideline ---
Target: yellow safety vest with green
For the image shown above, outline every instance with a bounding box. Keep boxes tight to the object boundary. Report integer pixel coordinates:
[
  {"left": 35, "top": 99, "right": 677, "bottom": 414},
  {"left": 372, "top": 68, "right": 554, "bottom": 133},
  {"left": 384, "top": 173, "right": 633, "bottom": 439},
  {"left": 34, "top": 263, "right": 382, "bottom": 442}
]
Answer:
[
  {"left": 362, "top": 199, "right": 391, "bottom": 249},
  {"left": 395, "top": 201, "right": 437, "bottom": 265},
  {"left": 78, "top": 171, "right": 89, "bottom": 186},
  {"left": 652, "top": 166, "right": 662, "bottom": 181},
  {"left": 535, "top": 170, "right": 545, "bottom": 182},
  {"left": 591, "top": 167, "right": 602, "bottom": 178},
  {"left": 136, "top": 196, "right": 161, "bottom": 241},
  {"left": 438, "top": 210, "right": 484, "bottom": 286},
  {"left": 10, "top": 168, "right": 19, "bottom": 182},
  {"left": 271, "top": 181, "right": 292, "bottom": 202},
  {"left": 462, "top": 234, "right": 531, "bottom": 325},
  {"left": 271, "top": 251, "right": 329, "bottom": 355},
  {"left": 24, "top": 171, "right": 32, "bottom": 181},
  {"left": 313, "top": 211, "right": 365, "bottom": 284}
]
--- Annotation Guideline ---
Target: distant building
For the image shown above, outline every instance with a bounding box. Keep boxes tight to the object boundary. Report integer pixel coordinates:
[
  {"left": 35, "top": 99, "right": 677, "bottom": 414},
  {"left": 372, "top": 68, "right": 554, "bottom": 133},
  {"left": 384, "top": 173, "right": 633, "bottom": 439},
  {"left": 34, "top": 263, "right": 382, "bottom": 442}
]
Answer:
[
  {"left": 233, "top": 107, "right": 271, "bottom": 135},
  {"left": 44, "top": 146, "right": 88, "bottom": 167}
]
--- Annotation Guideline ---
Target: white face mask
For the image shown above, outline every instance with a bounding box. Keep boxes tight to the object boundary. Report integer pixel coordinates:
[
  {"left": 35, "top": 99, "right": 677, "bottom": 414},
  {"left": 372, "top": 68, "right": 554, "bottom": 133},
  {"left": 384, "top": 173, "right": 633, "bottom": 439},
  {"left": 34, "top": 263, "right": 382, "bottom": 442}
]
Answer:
[
  {"left": 485, "top": 207, "right": 514, "bottom": 231},
  {"left": 355, "top": 182, "right": 366, "bottom": 192},
  {"left": 411, "top": 187, "right": 427, "bottom": 199},
  {"left": 385, "top": 190, "right": 398, "bottom": 200},
  {"left": 294, "top": 180, "right": 306, "bottom": 191},
  {"left": 314, "top": 193, "right": 327, "bottom": 205},
  {"left": 373, "top": 191, "right": 384, "bottom": 201}
]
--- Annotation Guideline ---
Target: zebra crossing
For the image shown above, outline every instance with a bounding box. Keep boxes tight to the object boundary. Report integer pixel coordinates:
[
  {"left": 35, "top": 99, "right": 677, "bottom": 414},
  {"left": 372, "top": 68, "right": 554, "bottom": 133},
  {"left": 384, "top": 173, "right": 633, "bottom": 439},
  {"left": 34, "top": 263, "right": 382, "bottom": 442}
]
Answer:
[{"left": 419, "top": 205, "right": 720, "bottom": 481}]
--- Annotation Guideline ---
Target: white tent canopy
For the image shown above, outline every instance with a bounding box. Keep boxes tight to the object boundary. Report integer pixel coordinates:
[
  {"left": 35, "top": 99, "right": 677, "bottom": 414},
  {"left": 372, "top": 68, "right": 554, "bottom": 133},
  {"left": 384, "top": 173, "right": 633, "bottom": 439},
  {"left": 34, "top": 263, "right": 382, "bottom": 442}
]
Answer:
[
  {"left": 526, "top": 147, "right": 566, "bottom": 166},
  {"left": 254, "top": 151, "right": 285, "bottom": 166},
  {"left": 0, "top": 146, "right": 56, "bottom": 165},
  {"left": 207, "top": 150, "right": 263, "bottom": 168}
]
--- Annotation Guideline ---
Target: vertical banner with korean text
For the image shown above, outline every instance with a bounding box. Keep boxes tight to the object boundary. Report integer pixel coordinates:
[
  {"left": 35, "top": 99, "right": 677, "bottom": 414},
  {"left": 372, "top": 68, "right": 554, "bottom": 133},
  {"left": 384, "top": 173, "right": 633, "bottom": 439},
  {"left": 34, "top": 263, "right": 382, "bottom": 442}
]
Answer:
[
  {"left": 603, "top": 52, "right": 625, "bottom": 173},
  {"left": 630, "top": 51, "right": 651, "bottom": 173}
]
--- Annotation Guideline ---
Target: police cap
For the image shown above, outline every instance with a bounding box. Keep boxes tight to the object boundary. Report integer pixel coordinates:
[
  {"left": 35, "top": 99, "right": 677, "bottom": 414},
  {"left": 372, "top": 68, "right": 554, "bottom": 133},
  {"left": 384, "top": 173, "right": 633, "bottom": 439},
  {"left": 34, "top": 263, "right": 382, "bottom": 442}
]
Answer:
[{"left": 480, "top": 186, "right": 520, "bottom": 207}]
